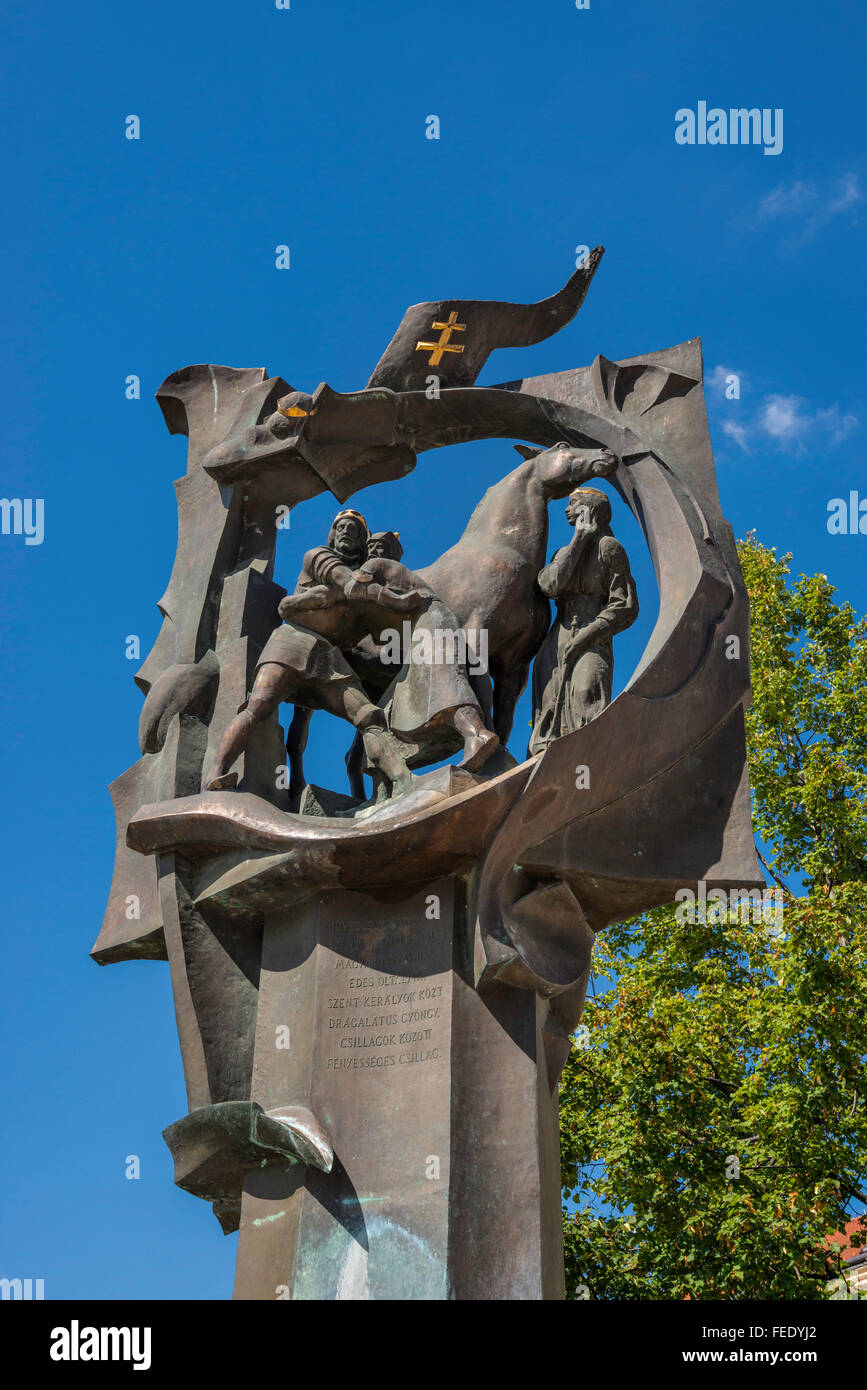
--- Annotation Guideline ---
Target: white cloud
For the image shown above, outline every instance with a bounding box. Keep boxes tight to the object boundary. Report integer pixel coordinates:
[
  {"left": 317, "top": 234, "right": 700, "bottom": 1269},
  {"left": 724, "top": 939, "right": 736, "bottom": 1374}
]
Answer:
[
  {"left": 709, "top": 363, "right": 744, "bottom": 395},
  {"left": 758, "top": 393, "right": 858, "bottom": 453},
  {"left": 827, "top": 172, "right": 863, "bottom": 217},
  {"left": 722, "top": 419, "right": 750, "bottom": 451},
  {"left": 714, "top": 390, "right": 858, "bottom": 457},
  {"left": 817, "top": 403, "right": 859, "bottom": 447},
  {"left": 755, "top": 173, "right": 862, "bottom": 244},
  {"left": 760, "top": 394, "right": 803, "bottom": 443},
  {"left": 757, "top": 180, "right": 814, "bottom": 221}
]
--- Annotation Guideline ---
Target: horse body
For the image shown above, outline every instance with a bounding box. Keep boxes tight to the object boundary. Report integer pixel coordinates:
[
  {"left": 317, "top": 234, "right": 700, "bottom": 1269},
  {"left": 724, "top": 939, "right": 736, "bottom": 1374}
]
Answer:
[
  {"left": 415, "top": 464, "right": 551, "bottom": 741},
  {"left": 287, "top": 444, "right": 613, "bottom": 795},
  {"left": 416, "top": 444, "right": 611, "bottom": 742}
]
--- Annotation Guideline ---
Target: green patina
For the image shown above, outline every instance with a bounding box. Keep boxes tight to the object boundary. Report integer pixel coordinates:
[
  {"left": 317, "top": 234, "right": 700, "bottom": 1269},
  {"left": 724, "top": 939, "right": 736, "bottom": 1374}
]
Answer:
[{"left": 252, "top": 1210, "right": 287, "bottom": 1227}]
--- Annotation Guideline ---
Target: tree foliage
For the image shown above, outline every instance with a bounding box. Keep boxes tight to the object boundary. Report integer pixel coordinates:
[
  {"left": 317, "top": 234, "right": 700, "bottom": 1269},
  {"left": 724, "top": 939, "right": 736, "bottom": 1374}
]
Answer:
[{"left": 559, "top": 537, "right": 867, "bottom": 1299}]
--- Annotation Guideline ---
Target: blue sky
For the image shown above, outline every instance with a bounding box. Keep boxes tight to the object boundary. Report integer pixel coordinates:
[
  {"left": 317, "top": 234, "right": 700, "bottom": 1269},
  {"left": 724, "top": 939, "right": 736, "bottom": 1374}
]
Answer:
[{"left": 1, "top": 0, "right": 864, "bottom": 1299}]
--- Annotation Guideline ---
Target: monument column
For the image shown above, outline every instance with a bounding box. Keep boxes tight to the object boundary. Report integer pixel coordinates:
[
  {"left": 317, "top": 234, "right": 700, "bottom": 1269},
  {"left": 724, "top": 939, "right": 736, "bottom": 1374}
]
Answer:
[
  {"left": 101, "top": 260, "right": 764, "bottom": 1301},
  {"left": 232, "top": 875, "right": 565, "bottom": 1300}
]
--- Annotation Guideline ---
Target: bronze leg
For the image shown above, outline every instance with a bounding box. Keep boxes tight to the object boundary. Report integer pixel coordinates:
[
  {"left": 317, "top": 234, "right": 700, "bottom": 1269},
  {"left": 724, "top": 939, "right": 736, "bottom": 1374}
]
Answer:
[
  {"left": 452, "top": 705, "right": 499, "bottom": 772},
  {"left": 286, "top": 705, "right": 314, "bottom": 803},
  {"left": 204, "top": 663, "right": 291, "bottom": 791}
]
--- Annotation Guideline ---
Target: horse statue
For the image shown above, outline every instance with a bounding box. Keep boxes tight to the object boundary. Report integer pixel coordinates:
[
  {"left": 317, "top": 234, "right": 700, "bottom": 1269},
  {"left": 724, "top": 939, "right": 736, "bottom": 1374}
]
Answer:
[{"left": 286, "top": 441, "right": 617, "bottom": 801}]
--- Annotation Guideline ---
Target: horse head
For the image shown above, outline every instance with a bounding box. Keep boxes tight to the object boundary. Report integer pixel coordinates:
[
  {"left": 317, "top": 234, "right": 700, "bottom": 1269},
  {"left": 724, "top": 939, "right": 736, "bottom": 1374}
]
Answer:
[{"left": 513, "top": 440, "right": 618, "bottom": 501}]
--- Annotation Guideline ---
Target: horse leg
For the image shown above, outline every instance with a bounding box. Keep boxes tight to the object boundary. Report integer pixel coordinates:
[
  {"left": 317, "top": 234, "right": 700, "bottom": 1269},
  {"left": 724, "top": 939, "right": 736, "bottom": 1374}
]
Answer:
[
  {"left": 469, "top": 669, "right": 494, "bottom": 729},
  {"left": 286, "top": 704, "right": 313, "bottom": 803},
  {"left": 345, "top": 730, "right": 366, "bottom": 800},
  {"left": 492, "top": 593, "right": 553, "bottom": 748},
  {"left": 491, "top": 662, "right": 530, "bottom": 746}
]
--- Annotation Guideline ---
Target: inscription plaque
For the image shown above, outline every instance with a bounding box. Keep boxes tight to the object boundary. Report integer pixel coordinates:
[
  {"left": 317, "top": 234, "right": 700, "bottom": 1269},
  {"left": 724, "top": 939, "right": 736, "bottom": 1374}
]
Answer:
[{"left": 236, "top": 883, "right": 454, "bottom": 1300}]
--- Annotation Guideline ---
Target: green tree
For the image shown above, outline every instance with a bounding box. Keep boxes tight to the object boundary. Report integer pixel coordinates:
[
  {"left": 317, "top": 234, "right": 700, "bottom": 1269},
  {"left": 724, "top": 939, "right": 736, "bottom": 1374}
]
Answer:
[{"left": 560, "top": 537, "right": 867, "bottom": 1299}]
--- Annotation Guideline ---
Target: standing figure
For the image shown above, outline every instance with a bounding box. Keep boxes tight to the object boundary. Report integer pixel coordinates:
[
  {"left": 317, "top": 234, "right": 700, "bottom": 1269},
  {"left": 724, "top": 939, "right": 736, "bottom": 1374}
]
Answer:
[{"left": 529, "top": 487, "right": 637, "bottom": 755}]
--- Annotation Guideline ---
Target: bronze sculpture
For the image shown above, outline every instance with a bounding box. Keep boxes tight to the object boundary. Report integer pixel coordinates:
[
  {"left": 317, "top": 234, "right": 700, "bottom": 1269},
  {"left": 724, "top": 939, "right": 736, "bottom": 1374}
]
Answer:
[
  {"left": 94, "top": 250, "right": 763, "bottom": 1299},
  {"left": 204, "top": 508, "right": 421, "bottom": 798},
  {"left": 529, "top": 484, "right": 638, "bottom": 753},
  {"left": 207, "top": 505, "right": 501, "bottom": 800}
]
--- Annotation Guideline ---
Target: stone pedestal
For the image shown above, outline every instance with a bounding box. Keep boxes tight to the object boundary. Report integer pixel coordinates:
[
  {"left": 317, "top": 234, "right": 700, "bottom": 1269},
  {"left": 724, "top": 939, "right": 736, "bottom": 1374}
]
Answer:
[{"left": 233, "top": 879, "right": 563, "bottom": 1300}]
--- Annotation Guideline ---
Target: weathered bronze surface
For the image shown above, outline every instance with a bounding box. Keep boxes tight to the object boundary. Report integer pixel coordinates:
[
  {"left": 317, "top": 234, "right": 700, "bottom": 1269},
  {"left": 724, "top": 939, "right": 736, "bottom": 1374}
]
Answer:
[
  {"left": 530, "top": 484, "right": 638, "bottom": 752},
  {"left": 95, "top": 254, "right": 762, "bottom": 1299}
]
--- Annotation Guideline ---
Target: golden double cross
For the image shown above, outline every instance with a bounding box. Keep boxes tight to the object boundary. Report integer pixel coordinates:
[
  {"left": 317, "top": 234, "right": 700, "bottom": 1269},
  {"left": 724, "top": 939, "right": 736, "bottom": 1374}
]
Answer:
[{"left": 416, "top": 310, "right": 467, "bottom": 366}]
